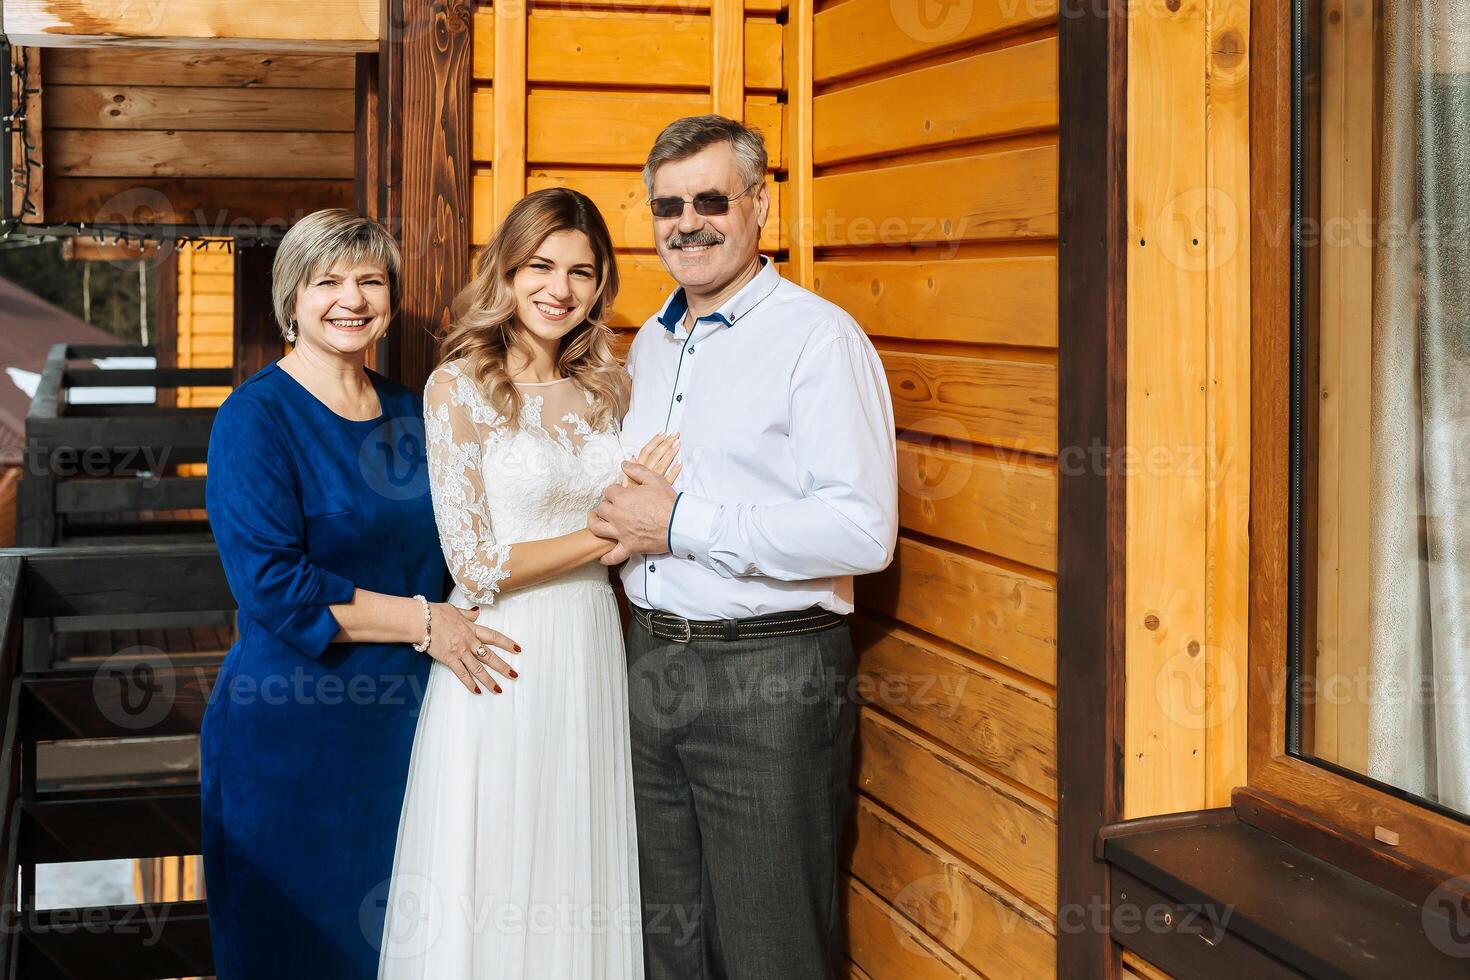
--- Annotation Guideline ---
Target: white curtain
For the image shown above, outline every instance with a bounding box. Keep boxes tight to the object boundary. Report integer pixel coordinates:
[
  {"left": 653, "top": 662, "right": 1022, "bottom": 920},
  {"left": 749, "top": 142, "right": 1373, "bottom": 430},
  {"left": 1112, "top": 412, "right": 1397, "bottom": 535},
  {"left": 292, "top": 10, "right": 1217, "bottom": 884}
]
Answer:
[{"left": 1366, "top": 0, "right": 1470, "bottom": 813}]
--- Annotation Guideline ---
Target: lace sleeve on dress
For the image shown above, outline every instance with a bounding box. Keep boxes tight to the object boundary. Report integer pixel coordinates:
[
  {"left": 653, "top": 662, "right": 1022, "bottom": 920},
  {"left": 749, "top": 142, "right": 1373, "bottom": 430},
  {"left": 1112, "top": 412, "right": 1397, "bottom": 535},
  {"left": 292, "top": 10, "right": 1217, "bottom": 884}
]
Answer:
[{"left": 423, "top": 362, "right": 514, "bottom": 604}]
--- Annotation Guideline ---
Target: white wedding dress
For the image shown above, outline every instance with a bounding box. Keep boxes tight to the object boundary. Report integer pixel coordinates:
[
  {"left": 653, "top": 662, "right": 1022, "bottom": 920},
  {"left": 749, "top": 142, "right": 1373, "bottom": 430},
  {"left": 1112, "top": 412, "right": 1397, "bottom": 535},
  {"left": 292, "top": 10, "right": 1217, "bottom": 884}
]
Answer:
[{"left": 378, "top": 360, "right": 642, "bottom": 979}]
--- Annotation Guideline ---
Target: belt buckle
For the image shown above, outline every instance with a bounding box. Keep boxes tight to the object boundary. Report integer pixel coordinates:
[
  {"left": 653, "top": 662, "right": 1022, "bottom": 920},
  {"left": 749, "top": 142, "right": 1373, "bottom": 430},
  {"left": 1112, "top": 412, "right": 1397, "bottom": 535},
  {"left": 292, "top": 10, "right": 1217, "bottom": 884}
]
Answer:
[{"left": 660, "top": 613, "right": 693, "bottom": 644}]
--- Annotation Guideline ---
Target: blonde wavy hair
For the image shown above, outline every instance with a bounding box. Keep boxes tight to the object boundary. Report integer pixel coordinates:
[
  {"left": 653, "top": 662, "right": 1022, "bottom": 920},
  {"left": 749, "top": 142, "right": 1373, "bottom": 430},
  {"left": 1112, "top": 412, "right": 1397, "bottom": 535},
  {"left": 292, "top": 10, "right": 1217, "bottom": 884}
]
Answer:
[{"left": 439, "top": 188, "right": 628, "bottom": 431}]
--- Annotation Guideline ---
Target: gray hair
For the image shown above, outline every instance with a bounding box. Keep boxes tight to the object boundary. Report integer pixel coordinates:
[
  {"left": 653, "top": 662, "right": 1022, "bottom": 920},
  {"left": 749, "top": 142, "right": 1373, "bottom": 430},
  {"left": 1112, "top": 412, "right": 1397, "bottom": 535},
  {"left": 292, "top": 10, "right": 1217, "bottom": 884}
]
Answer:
[
  {"left": 642, "top": 115, "right": 767, "bottom": 197},
  {"left": 271, "top": 209, "right": 401, "bottom": 339}
]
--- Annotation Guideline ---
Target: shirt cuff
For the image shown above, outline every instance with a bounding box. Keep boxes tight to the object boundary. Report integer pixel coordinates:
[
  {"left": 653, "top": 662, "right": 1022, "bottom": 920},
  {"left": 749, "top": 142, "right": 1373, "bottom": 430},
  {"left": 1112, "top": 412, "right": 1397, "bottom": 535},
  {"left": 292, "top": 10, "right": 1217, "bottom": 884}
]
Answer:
[{"left": 668, "top": 492, "right": 720, "bottom": 561}]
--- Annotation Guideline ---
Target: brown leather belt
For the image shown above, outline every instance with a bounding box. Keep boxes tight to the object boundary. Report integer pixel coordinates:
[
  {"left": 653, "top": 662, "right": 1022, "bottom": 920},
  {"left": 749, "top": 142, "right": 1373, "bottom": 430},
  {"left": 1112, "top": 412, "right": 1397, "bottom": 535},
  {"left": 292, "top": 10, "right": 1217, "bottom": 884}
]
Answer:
[{"left": 630, "top": 604, "right": 845, "bottom": 644}]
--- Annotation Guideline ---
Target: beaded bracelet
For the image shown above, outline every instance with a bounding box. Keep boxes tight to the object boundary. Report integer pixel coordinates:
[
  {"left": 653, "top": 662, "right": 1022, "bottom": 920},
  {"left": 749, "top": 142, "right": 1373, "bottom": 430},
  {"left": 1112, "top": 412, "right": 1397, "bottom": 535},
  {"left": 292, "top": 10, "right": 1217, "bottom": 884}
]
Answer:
[{"left": 411, "top": 594, "right": 432, "bottom": 653}]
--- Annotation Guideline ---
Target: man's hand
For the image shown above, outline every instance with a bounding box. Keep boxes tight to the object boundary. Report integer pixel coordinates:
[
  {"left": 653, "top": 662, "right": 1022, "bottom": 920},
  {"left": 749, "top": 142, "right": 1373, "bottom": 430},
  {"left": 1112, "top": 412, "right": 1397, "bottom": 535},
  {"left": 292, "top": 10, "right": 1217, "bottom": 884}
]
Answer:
[{"left": 592, "top": 461, "right": 679, "bottom": 561}]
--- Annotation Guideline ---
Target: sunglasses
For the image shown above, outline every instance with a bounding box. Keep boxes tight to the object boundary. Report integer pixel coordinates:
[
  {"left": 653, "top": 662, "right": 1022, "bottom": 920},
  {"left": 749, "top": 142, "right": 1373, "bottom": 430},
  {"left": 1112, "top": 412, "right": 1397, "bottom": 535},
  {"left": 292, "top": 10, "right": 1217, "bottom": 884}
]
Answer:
[{"left": 648, "top": 180, "right": 761, "bottom": 219}]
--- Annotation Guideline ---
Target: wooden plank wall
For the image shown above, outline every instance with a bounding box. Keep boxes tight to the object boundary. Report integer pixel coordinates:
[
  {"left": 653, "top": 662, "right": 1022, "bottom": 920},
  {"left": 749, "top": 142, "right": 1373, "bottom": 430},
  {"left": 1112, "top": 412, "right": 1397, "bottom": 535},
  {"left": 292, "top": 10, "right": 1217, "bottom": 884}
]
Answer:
[
  {"left": 1123, "top": 0, "right": 1250, "bottom": 817},
  {"left": 39, "top": 49, "right": 357, "bottom": 228},
  {"left": 468, "top": 0, "right": 786, "bottom": 333},
  {"left": 173, "top": 247, "right": 236, "bottom": 410},
  {"left": 808, "top": 0, "right": 1061, "bottom": 975}
]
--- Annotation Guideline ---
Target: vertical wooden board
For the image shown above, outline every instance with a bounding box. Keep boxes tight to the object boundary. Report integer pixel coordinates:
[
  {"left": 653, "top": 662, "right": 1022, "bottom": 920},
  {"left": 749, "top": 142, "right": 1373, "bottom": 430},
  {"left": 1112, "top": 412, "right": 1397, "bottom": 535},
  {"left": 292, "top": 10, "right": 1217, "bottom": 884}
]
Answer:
[
  {"left": 845, "top": 877, "right": 984, "bottom": 980},
  {"left": 857, "top": 537, "right": 1057, "bottom": 686},
  {"left": 895, "top": 438, "right": 1058, "bottom": 572},
  {"left": 813, "top": 254, "right": 1058, "bottom": 348},
  {"left": 854, "top": 708, "right": 1057, "bottom": 909},
  {"left": 784, "top": 0, "right": 814, "bottom": 285},
  {"left": 10, "top": 46, "right": 44, "bottom": 222},
  {"left": 853, "top": 618, "right": 1058, "bottom": 797},
  {"left": 1203, "top": 0, "right": 1251, "bottom": 805},
  {"left": 711, "top": 0, "right": 745, "bottom": 118},
  {"left": 813, "top": 37, "right": 1059, "bottom": 166},
  {"left": 493, "top": 0, "right": 528, "bottom": 225},
  {"left": 1123, "top": 0, "right": 1210, "bottom": 819},
  {"left": 848, "top": 798, "right": 1057, "bottom": 979},
  {"left": 473, "top": 7, "right": 495, "bottom": 79},
  {"left": 811, "top": 145, "right": 1059, "bottom": 247}
]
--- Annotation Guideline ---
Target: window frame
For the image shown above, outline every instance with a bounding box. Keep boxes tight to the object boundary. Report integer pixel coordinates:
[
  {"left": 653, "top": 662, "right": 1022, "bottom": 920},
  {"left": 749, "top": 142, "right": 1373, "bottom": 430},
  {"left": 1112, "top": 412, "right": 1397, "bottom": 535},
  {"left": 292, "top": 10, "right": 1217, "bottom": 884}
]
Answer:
[{"left": 1249, "top": 0, "right": 1470, "bottom": 881}]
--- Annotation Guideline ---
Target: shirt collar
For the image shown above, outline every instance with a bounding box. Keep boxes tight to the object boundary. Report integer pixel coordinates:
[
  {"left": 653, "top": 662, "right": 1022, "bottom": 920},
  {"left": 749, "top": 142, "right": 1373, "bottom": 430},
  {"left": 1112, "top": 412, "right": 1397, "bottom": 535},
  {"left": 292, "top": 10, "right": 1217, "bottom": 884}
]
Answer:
[{"left": 656, "top": 256, "right": 780, "bottom": 333}]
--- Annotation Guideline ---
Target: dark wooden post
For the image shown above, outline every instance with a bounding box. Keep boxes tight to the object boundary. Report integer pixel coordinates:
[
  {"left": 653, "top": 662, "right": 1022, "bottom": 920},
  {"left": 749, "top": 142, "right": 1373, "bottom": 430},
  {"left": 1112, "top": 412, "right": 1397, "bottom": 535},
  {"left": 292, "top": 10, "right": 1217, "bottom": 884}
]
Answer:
[
  {"left": 377, "top": 0, "right": 474, "bottom": 393},
  {"left": 355, "top": 52, "right": 392, "bottom": 376},
  {"left": 1056, "top": 0, "right": 1129, "bottom": 976},
  {"left": 232, "top": 243, "right": 280, "bottom": 386},
  {"left": 154, "top": 249, "right": 180, "bottom": 407}
]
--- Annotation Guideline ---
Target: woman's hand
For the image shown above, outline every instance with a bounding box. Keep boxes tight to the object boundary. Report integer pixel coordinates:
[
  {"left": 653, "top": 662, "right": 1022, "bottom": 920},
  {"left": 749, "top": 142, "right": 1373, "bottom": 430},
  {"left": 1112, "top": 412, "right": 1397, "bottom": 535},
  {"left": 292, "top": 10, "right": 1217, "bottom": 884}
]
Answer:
[
  {"left": 623, "top": 432, "right": 683, "bottom": 488},
  {"left": 424, "top": 602, "right": 520, "bottom": 694}
]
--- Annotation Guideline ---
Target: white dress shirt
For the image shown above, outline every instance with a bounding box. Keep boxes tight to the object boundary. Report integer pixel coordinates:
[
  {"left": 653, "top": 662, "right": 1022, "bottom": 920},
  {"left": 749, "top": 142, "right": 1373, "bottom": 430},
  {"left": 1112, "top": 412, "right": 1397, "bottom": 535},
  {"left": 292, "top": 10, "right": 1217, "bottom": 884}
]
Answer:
[{"left": 619, "top": 256, "right": 898, "bottom": 619}]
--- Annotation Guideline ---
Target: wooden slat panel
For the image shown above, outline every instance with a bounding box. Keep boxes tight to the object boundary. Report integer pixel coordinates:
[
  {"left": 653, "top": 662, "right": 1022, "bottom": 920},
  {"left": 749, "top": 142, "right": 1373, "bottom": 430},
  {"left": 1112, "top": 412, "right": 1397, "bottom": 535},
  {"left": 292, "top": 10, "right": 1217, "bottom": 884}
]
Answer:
[
  {"left": 526, "top": 91, "right": 781, "bottom": 165},
  {"left": 896, "top": 439, "right": 1057, "bottom": 571},
  {"left": 189, "top": 294, "right": 233, "bottom": 316},
  {"left": 846, "top": 876, "right": 981, "bottom": 980},
  {"left": 858, "top": 536, "right": 1057, "bottom": 686},
  {"left": 784, "top": 0, "right": 815, "bottom": 285},
  {"left": 813, "top": 144, "right": 1058, "bottom": 247},
  {"left": 190, "top": 273, "right": 234, "bottom": 295},
  {"left": 814, "top": 0, "right": 1058, "bottom": 82},
  {"left": 746, "top": 20, "right": 783, "bottom": 90},
  {"left": 612, "top": 254, "right": 676, "bottom": 327},
  {"left": 43, "top": 49, "right": 357, "bottom": 88},
  {"left": 855, "top": 708, "right": 1057, "bottom": 909},
  {"left": 48, "top": 131, "right": 355, "bottom": 178},
  {"left": 473, "top": 8, "right": 495, "bottom": 79},
  {"left": 880, "top": 349, "right": 1057, "bottom": 457},
  {"left": 849, "top": 798, "right": 1057, "bottom": 978},
  {"left": 814, "top": 254, "right": 1057, "bottom": 348},
  {"left": 5, "top": 0, "right": 379, "bottom": 50},
  {"left": 47, "top": 177, "right": 353, "bottom": 225},
  {"left": 493, "top": 0, "right": 528, "bottom": 224},
  {"left": 712, "top": 0, "right": 745, "bottom": 118},
  {"left": 854, "top": 618, "right": 1057, "bottom": 797},
  {"left": 525, "top": 169, "right": 781, "bottom": 251},
  {"left": 814, "top": 37, "right": 1058, "bottom": 165},
  {"left": 45, "top": 85, "right": 355, "bottom": 132}
]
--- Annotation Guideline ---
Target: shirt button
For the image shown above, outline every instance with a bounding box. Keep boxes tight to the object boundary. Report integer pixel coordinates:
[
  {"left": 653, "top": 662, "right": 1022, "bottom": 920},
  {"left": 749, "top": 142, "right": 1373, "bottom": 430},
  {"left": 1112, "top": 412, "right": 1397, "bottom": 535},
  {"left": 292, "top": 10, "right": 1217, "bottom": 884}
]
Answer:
[
  {"left": 676, "top": 394, "right": 683, "bottom": 402},
  {"left": 688, "top": 346, "right": 695, "bottom": 354},
  {"left": 649, "top": 563, "right": 656, "bottom": 572}
]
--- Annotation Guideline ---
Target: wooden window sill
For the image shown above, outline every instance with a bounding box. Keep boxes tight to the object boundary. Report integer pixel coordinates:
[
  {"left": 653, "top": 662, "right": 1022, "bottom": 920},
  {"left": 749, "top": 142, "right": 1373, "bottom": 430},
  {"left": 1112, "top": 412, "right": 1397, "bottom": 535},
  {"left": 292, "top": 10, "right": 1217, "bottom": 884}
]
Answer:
[{"left": 1097, "top": 806, "right": 1464, "bottom": 979}]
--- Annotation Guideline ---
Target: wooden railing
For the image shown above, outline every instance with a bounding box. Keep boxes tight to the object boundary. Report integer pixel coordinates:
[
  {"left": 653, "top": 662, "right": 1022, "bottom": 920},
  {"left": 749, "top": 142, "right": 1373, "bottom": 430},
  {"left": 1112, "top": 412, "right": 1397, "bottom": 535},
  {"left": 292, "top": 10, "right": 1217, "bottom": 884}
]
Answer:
[
  {"left": 0, "top": 544, "right": 231, "bottom": 980},
  {"left": 18, "top": 344, "right": 228, "bottom": 550}
]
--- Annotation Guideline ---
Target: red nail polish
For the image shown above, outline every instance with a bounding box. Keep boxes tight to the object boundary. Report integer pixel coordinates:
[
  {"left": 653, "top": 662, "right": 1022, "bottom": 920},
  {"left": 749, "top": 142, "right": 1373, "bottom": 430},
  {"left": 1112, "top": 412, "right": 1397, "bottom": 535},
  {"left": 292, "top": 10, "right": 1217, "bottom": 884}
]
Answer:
[
  {"left": 493, "top": 684, "right": 503, "bottom": 694},
  {"left": 515, "top": 644, "right": 522, "bottom": 652},
  {"left": 473, "top": 686, "right": 481, "bottom": 695},
  {"left": 509, "top": 669, "right": 518, "bottom": 679}
]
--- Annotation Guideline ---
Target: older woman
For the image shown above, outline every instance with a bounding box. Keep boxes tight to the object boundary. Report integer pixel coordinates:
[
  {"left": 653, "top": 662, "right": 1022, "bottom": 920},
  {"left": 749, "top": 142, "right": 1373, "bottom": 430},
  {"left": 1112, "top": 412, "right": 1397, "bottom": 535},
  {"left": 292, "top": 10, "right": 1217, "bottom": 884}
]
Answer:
[{"left": 199, "top": 210, "right": 520, "bottom": 979}]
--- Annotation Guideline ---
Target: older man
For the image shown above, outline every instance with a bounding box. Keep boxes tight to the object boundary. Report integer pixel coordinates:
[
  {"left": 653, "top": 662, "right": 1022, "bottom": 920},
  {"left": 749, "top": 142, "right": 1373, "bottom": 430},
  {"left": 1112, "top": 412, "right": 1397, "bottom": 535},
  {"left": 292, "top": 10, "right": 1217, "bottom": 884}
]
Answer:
[{"left": 590, "top": 115, "right": 897, "bottom": 979}]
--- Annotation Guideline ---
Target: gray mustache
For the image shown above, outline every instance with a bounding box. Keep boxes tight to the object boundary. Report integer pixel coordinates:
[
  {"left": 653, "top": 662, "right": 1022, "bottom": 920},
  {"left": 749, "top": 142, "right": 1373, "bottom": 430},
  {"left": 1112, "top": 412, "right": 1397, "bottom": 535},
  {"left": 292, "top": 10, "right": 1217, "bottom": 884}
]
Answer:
[{"left": 666, "top": 231, "right": 724, "bottom": 249}]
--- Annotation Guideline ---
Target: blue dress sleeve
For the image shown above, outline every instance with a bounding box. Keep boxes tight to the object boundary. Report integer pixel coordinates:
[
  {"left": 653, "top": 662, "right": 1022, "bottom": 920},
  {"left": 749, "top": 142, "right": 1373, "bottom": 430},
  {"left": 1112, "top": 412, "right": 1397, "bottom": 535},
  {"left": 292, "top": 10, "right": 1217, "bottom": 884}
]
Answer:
[{"left": 205, "top": 394, "right": 357, "bottom": 659}]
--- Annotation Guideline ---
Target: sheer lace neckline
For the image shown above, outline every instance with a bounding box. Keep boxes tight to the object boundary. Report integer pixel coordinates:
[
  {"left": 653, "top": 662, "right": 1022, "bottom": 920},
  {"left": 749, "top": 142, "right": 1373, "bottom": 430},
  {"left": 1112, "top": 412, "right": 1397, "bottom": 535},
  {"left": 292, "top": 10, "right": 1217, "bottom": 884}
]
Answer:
[{"left": 513, "top": 377, "right": 571, "bottom": 388}]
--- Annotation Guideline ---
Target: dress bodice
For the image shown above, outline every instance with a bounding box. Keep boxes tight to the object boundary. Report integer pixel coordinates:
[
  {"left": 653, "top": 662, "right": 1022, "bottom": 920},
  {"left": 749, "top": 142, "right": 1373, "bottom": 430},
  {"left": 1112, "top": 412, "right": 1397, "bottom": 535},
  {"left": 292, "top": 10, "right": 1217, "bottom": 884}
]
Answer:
[{"left": 423, "top": 360, "right": 623, "bottom": 603}]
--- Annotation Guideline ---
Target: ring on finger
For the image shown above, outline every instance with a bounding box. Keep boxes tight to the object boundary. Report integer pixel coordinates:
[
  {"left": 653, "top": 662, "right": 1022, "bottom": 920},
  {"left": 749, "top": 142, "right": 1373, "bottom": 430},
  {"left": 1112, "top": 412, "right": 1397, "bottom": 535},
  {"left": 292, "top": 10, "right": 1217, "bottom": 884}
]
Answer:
[{"left": 475, "top": 644, "right": 491, "bottom": 659}]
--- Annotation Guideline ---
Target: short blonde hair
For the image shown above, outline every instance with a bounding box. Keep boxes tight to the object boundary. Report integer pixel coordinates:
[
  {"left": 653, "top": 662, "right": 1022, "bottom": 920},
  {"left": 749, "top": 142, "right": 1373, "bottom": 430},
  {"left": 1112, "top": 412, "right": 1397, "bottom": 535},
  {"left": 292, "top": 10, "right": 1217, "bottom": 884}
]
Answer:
[{"left": 271, "top": 210, "right": 401, "bottom": 339}]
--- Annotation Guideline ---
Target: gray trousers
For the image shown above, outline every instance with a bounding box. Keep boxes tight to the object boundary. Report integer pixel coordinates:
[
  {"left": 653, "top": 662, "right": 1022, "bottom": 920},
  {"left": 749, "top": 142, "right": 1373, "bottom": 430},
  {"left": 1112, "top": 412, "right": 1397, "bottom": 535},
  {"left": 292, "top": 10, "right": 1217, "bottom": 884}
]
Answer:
[{"left": 625, "top": 612, "right": 856, "bottom": 980}]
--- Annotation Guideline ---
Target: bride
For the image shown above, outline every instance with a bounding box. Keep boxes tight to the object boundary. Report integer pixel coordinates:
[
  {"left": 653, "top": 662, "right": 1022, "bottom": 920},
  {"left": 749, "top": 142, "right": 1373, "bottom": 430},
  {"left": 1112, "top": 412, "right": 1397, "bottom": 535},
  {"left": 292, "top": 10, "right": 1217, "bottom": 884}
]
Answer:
[{"left": 377, "top": 188, "right": 677, "bottom": 978}]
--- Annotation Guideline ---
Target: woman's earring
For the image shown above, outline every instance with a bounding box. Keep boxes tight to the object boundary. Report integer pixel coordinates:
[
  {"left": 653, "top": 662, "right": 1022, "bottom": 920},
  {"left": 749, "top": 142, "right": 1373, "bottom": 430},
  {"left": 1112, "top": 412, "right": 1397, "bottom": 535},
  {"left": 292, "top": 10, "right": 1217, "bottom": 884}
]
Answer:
[{"left": 286, "top": 319, "right": 297, "bottom": 344}]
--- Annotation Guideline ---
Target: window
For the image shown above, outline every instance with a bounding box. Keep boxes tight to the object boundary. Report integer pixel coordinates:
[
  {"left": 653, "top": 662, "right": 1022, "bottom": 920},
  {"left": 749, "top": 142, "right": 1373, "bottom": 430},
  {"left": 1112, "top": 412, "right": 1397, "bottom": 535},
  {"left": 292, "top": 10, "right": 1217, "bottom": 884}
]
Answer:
[{"left": 1292, "top": 0, "right": 1470, "bottom": 821}]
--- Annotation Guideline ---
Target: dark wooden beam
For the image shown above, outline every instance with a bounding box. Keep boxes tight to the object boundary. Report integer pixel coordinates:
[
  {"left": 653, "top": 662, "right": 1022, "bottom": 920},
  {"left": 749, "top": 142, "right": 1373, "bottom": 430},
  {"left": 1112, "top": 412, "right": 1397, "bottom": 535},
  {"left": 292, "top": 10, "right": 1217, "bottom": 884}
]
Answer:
[
  {"left": 378, "top": 0, "right": 473, "bottom": 392},
  {"left": 9, "top": 544, "right": 234, "bottom": 619},
  {"left": 21, "top": 786, "right": 201, "bottom": 863},
  {"left": 232, "top": 243, "right": 280, "bottom": 386},
  {"left": 18, "top": 900, "right": 212, "bottom": 980},
  {"left": 1056, "top": 0, "right": 1128, "bottom": 974},
  {"left": 21, "top": 665, "right": 220, "bottom": 742},
  {"left": 154, "top": 251, "right": 180, "bottom": 408}
]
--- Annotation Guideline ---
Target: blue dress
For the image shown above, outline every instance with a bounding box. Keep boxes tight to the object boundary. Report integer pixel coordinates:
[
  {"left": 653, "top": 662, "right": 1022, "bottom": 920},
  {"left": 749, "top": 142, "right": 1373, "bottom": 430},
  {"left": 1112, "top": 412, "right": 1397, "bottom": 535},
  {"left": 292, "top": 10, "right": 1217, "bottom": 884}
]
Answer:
[{"left": 200, "top": 362, "right": 448, "bottom": 979}]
